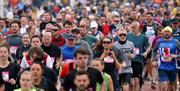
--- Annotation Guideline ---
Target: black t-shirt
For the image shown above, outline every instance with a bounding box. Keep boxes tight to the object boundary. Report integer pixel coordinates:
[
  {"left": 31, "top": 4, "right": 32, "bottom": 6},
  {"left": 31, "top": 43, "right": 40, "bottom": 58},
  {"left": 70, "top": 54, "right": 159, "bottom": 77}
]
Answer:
[
  {"left": 16, "top": 45, "right": 31, "bottom": 60},
  {"left": 41, "top": 44, "right": 61, "bottom": 71},
  {"left": 0, "top": 63, "right": 20, "bottom": 91},
  {"left": 39, "top": 21, "right": 54, "bottom": 32},
  {"left": 34, "top": 77, "right": 57, "bottom": 91},
  {"left": 62, "top": 67, "right": 104, "bottom": 91},
  {"left": 20, "top": 66, "right": 58, "bottom": 85},
  {"left": 0, "top": 70, "right": 4, "bottom": 86}
]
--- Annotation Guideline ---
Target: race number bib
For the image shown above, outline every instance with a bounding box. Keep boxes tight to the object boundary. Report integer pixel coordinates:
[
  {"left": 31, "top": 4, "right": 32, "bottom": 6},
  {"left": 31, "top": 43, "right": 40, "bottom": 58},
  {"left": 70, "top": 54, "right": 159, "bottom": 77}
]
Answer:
[
  {"left": 161, "top": 48, "right": 171, "bottom": 62},
  {"left": 10, "top": 46, "right": 18, "bottom": 54},
  {"left": 134, "top": 48, "right": 140, "bottom": 55},
  {"left": 2, "top": 71, "right": 9, "bottom": 82},
  {"left": 50, "top": 57, "right": 55, "bottom": 64},
  {"left": 104, "top": 56, "right": 114, "bottom": 63}
]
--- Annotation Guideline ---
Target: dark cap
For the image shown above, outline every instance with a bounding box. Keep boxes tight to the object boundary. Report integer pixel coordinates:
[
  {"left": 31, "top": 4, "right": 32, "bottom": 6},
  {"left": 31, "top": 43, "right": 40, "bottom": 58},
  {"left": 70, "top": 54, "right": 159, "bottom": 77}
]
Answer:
[{"left": 66, "top": 34, "right": 75, "bottom": 39}]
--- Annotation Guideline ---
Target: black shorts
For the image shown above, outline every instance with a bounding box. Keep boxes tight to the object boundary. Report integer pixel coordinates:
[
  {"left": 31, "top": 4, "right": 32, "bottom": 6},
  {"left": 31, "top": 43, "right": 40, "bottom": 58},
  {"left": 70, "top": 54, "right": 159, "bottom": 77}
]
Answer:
[
  {"left": 119, "top": 73, "right": 132, "bottom": 86},
  {"left": 131, "top": 61, "right": 143, "bottom": 78}
]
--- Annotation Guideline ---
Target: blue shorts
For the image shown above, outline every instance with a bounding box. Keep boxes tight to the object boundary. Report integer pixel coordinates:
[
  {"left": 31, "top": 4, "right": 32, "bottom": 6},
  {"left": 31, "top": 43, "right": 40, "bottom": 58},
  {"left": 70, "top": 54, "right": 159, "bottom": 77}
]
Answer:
[{"left": 158, "top": 69, "right": 177, "bottom": 82}]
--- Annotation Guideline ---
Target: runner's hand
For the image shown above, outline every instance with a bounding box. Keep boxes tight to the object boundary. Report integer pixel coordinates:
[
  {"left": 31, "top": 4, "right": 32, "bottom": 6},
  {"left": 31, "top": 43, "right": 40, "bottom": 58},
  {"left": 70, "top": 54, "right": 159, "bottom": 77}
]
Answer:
[
  {"left": 152, "top": 61, "right": 157, "bottom": 66},
  {"left": 9, "top": 78, "right": 16, "bottom": 85},
  {"left": 170, "top": 54, "right": 177, "bottom": 59}
]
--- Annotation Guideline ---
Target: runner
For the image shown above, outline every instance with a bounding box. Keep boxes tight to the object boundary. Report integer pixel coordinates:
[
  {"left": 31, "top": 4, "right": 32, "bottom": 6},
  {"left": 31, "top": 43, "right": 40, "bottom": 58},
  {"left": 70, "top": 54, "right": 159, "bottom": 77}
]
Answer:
[{"left": 153, "top": 26, "right": 180, "bottom": 91}]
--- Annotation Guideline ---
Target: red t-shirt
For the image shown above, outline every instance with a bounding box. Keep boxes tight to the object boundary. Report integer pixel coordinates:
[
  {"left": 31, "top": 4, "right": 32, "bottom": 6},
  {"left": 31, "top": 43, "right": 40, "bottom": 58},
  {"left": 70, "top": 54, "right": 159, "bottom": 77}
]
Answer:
[
  {"left": 52, "top": 35, "right": 66, "bottom": 47},
  {"left": 59, "top": 62, "right": 74, "bottom": 79}
]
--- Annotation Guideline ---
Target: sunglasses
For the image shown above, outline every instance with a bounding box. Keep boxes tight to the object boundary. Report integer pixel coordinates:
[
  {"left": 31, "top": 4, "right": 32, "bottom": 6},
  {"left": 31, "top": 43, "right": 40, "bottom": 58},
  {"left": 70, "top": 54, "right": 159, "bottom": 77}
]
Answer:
[
  {"left": 52, "top": 29, "right": 59, "bottom": 31},
  {"left": 67, "top": 39, "right": 74, "bottom": 41},
  {"left": 119, "top": 34, "right": 127, "bottom": 37},
  {"left": 103, "top": 41, "right": 111, "bottom": 44},
  {"left": 114, "top": 20, "right": 119, "bottom": 23},
  {"left": 131, "top": 26, "right": 135, "bottom": 28},
  {"left": 176, "top": 14, "right": 180, "bottom": 16}
]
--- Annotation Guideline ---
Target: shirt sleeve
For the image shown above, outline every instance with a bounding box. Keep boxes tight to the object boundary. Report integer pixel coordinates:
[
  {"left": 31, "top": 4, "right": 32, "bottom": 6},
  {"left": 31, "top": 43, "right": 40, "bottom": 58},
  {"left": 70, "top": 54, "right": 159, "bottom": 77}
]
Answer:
[
  {"left": 176, "top": 40, "right": 180, "bottom": 58},
  {"left": 20, "top": 55, "right": 29, "bottom": 69},
  {"left": 96, "top": 69, "right": 104, "bottom": 84},
  {"left": 152, "top": 40, "right": 159, "bottom": 61},
  {"left": 144, "top": 35, "right": 149, "bottom": 50}
]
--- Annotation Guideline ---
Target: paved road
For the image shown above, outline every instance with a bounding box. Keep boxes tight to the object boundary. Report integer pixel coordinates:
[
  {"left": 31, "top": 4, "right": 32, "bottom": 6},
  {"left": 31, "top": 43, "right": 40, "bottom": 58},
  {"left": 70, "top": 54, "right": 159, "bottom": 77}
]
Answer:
[{"left": 141, "top": 81, "right": 159, "bottom": 91}]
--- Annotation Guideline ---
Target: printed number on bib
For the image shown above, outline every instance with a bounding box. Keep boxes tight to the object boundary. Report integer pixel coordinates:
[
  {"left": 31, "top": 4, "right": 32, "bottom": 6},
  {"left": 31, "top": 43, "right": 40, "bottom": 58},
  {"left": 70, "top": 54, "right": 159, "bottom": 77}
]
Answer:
[{"left": 161, "top": 48, "right": 171, "bottom": 62}]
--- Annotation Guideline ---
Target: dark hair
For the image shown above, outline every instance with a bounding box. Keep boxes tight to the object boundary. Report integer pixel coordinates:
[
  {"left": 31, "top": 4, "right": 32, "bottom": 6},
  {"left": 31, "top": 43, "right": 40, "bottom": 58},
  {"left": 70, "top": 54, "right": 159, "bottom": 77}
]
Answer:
[
  {"left": 93, "top": 37, "right": 112, "bottom": 52},
  {"left": 75, "top": 71, "right": 89, "bottom": 77},
  {"left": 155, "top": 26, "right": 163, "bottom": 36},
  {"left": 27, "top": 47, "right": 44, "bottom": 60},
  {"left": 31, "top": 35, "right": 42, "bottom": 43},
  {"left": 9, "top": 20, "right": 21, "bottom": 28},
  {"left": 31, "top": 58, "right": 44, "bottom": 75},
  {"left": 26, "top": 26, "right": 33, "bottom": 33},
  {"left": 63, "top": 20, "right": 72, "bottom": 27},
  {"left": 146, "top": 12, "right": 153, "bottom": 17},
  {"left": 74, "top": 48, "right": 90, "bottom": 58}
]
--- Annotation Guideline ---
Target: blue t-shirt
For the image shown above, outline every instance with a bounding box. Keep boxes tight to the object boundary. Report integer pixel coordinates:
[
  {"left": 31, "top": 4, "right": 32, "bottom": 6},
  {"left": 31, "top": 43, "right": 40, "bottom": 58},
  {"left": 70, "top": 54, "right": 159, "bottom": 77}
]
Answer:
[
  {"left": 156, "top": 38, "right": 178, "bottom": 70},
  {"left": 60, "top": 44, "right": 80, "bottom": 61}
]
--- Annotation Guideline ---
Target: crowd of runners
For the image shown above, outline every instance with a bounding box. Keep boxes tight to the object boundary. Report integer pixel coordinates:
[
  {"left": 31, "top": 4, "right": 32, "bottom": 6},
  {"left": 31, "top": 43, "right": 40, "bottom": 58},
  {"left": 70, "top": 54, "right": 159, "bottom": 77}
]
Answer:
[{"left": 0, "top": 0, "right": 179, "bottom": 91}]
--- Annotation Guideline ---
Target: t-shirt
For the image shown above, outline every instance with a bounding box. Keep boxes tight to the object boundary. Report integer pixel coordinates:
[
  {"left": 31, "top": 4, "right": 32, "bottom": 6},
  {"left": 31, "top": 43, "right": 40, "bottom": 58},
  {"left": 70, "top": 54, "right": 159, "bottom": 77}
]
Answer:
[
  {"left": 62, "top": 67, "right": 104, "bottom": 91},
  {"left": 20, "top": 53, "right": 53, "bottom": 69},
  {"left": 16, "top": 45, "right": 31, "bottom": 61},
  {"left": 60, "top": 44, "right": 80, "bottom": 61},
  {"left": 59, "top": 62, "right": 74, "bottom": 79},
  {"left": 34, "top": 77, "right": 57, "bottom": 91},
  {"left": 52, "top": 35, "right": 66, "bottom": 47},
  {"left": 153, "top": 38, "right": 180, "bottom": 70},
  {"left": 113, "top": 40, "right": 134, "bottom": 74},
  {"left": 127, "top": 33, "right": 149, "bottom": 62},
  {"left": 82, "top": 35, "right": 97, "bottom": 48},
  {"left": 0, "top": 63, "right": 20, "bottom": 91},
  {"left": 41, "top": 44, "right": 61, "bottom": 71}
]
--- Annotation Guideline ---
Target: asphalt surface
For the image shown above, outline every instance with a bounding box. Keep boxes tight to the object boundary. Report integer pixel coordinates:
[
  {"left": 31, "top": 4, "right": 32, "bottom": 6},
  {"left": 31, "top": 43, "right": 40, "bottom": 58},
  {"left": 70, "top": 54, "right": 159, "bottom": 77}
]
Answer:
[{"left": 141, "top": 81, "right": 159, "bottom": 91}]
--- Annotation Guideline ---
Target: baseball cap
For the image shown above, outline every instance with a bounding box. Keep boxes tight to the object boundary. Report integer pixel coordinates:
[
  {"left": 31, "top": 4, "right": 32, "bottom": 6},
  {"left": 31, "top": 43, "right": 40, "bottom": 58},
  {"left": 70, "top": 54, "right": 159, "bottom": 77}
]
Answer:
[
  {"left": 163, "top": 26, "right": 173, "bottom": 33},
  {"left": 66, "top": 34, "right": 75, "bottom": 39},
  {"left": 90, "top": 21, "right": 98, "bottom": 28}
]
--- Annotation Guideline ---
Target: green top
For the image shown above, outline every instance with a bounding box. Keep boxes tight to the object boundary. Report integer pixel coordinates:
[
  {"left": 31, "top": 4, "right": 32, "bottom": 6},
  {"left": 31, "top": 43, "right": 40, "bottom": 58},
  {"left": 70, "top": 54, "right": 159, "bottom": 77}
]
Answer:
[
  {"left": 82, "top": 35, "right": 97, "bottom": 48},
  {"left": 96, "top": 73, "right": 109, "bottom": 91},
  {"left": 14, "top": 88, "right": 37, "bottom": 91}
]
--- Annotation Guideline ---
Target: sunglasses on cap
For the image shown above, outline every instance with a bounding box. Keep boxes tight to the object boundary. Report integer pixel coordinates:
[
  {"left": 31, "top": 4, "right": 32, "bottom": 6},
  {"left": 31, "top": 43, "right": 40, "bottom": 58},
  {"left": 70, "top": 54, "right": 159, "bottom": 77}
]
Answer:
[{"left": 119, "top": 34, "right": 127, "bottom": 37}]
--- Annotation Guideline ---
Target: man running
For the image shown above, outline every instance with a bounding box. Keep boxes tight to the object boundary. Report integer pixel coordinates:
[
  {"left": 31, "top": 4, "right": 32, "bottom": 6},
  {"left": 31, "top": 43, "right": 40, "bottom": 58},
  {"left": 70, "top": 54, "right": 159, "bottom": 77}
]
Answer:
[{"left": 153, "top": 26, "right": 180, "bottom": 91}]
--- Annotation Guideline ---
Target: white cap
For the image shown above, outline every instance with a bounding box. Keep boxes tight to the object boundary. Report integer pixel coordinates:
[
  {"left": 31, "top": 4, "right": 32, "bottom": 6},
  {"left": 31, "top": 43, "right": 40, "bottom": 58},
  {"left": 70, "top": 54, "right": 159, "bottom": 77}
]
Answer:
[{"left": 90, "top": 21, "right": 98, "bottom": 28}]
